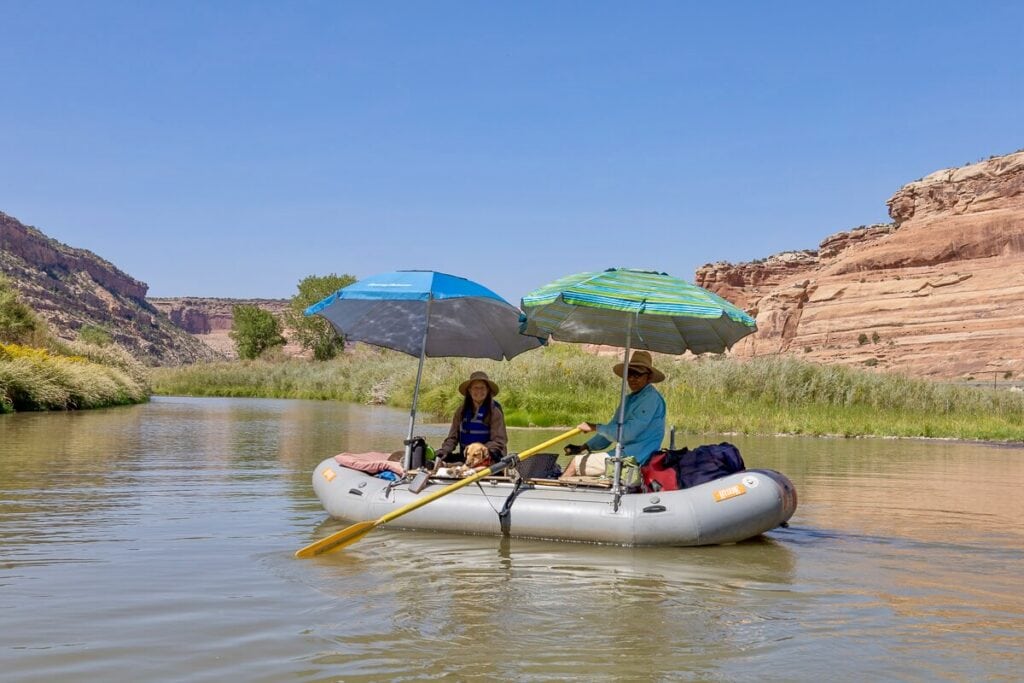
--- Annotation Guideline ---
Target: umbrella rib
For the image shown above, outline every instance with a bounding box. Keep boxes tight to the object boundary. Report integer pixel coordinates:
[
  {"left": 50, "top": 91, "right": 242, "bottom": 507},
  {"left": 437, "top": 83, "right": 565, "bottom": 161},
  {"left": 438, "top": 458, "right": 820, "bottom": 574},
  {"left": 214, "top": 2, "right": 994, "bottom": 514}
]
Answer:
[
  {"left": 464, "top": 297, "right": 504, "bottom": 360},
  {"left": 709, "top": 315, "right": 736, "bottom": 352},
  {"left": 674, "top": 315, "right": 696, "bottom": 354},
  {"left": 337, "top": 302, "right": 387, "bottom": 340},
  {"left": 675, "top": 313, "right": 727, "bottom": 354},
  {"left": 632, "top": 308, "right": 645, "bottom": 348},
  {"left": 554, "top": 300, "right": 599, "bottom": 344}
]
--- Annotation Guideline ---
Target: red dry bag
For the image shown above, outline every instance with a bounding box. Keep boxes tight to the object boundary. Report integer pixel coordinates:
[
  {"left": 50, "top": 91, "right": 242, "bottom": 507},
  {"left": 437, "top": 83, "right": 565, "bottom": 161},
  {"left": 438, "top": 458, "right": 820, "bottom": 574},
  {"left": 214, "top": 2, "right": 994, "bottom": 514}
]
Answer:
[{"left": 641, "top": 451, "right": 679, "bottom": 492}]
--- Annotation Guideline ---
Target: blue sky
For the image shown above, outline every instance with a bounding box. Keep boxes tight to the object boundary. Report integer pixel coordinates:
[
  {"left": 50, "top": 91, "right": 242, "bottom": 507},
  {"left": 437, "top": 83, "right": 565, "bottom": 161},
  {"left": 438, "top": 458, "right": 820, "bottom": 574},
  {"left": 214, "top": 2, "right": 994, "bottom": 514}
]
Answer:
[{"left": 2, "top": 1, "right": 1022, "bottom": 305}]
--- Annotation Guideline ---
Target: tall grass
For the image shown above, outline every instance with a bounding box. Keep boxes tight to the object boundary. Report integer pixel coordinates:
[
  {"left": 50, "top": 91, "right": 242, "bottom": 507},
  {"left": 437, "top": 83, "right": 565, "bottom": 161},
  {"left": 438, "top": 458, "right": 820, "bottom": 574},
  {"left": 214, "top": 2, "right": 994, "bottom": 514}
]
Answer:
[
  {"left": 0, "top": 342, "right": 149, "bottom": 413},
  {"left": 149, "top": 345, "right": 1024, "bottom": 441}
]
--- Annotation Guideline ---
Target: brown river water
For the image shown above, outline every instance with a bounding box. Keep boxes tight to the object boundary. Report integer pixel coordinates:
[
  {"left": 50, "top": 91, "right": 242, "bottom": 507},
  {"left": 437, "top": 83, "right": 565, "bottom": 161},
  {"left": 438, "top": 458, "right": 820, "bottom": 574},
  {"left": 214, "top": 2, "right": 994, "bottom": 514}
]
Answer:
[{"left": 2, "top": 396, "right": 1022, "bottom": 681}]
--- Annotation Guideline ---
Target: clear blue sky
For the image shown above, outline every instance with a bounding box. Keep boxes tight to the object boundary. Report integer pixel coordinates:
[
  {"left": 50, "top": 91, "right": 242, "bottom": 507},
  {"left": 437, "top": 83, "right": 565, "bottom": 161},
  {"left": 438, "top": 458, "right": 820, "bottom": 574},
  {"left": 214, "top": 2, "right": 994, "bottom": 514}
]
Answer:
[{"left": 2, "top": 1, "right": 1022, "bottom": 304}]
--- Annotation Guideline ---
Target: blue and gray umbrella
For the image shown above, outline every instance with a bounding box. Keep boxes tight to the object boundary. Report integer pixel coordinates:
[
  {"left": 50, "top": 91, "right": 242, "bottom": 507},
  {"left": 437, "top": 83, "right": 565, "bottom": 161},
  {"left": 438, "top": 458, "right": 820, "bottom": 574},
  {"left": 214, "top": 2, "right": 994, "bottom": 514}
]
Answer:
[
  {"left": 308, "top": 270, "right": 542, "bottom": 466},
  {"left": 520, "top": 268, "right": 757, "bottom": 495}
]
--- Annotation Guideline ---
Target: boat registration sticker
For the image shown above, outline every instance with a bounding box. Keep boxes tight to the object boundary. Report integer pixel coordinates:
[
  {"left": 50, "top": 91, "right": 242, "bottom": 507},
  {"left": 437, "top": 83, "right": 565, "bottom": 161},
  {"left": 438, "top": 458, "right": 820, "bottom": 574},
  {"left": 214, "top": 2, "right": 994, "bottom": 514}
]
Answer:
[
  {"left": 713, "top": 483, "right": 747, "bottom": 502},
  {"left": 322, "top": 468, "right": 336, "bottom": 482}
]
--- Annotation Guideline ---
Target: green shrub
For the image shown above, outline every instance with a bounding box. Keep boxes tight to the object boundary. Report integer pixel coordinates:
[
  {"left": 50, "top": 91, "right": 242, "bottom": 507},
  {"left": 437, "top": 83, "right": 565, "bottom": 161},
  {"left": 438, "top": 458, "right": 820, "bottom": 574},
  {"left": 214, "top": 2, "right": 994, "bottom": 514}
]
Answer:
[
  {"left": 0, "top": 275, "right": 46, "bottom": 345},
  {"left": 230, "top": 305, "right": 285, "bottom": 360},
  {"left": 78, "top": 325, "right": 113, "bottom": 347},
  {"left": 283, "top": 273, "right": 356, "bottom": 360}
]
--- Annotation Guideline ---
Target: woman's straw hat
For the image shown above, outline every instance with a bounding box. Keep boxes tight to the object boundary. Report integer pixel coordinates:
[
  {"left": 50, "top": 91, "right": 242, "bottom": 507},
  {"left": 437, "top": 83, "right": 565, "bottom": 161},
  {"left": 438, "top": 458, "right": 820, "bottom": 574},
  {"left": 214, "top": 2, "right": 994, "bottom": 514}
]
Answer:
[
  {"left": 458, "top": 370, "right": 500, "bottom": 396},
  {"left": 613, "top": 350, "right": 665, "bottom": 383}
]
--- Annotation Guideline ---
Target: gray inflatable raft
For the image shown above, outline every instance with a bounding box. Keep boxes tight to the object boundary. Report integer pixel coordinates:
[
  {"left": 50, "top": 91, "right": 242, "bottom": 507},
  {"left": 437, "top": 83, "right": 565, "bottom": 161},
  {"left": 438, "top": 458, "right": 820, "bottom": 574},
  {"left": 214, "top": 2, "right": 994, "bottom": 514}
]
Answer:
[{"left": 311, "top": 457, "right": 797, "bottom": 546}]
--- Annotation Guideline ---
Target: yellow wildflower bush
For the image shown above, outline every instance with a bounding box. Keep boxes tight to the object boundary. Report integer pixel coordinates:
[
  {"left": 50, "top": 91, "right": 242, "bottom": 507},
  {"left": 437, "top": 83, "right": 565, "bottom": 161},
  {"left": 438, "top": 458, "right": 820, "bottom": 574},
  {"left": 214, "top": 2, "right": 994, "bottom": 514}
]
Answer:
[
  {"left": 1, "top": 343, "right": 53, "bottom": 363},
  {"left": 0, "top": 341, "right": 148, "bottom": 412}
]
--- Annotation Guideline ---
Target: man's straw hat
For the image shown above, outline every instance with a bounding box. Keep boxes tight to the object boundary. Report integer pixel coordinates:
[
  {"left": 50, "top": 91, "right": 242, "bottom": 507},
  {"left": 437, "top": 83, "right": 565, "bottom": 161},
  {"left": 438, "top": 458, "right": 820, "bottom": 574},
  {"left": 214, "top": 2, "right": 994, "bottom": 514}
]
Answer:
[{"left": 612, "top": 350, "right": 665, "bottom": 383}]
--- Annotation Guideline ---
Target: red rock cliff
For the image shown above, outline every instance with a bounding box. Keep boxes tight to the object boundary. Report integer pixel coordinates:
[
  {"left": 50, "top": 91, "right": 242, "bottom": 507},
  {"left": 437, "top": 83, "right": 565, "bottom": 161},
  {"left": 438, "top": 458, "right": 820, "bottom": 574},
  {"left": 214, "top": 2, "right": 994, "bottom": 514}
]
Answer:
[{"left": 695, "top": 151, "right": 1024, "bottom": 379}]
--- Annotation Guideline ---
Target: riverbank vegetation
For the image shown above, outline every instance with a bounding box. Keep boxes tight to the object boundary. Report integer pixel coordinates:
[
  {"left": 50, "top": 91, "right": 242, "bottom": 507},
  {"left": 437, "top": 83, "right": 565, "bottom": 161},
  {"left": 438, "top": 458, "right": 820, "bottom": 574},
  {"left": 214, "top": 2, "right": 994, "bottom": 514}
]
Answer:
[
  {"left": 149, "top": 343, "right": 1024, "bottom": 442},
  {"left": 0, "top": 342, "right": 150, "bottom": 413},
  {"left": 0, "top": 276, "right": 150, "bottom": 413}
]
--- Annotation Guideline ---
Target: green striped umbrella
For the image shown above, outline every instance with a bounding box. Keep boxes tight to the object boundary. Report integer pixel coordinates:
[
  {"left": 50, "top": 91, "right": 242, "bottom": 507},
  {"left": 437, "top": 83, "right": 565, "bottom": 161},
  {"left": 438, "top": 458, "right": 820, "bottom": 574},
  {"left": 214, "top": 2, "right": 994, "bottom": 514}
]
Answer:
[
  {"left": 519, "top": 268, "right": 756, "bottom": 355},
  {"left": 520, "top": 268, "right": 756, "bottom": 498}
]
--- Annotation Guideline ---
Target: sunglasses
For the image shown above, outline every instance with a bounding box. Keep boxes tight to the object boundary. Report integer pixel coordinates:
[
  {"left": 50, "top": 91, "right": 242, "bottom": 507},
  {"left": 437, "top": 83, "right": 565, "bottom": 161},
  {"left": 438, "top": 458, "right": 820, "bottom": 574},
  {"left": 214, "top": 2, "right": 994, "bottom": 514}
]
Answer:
[{"left": 627, "top": 369, "right": 650, "bottom": 379}]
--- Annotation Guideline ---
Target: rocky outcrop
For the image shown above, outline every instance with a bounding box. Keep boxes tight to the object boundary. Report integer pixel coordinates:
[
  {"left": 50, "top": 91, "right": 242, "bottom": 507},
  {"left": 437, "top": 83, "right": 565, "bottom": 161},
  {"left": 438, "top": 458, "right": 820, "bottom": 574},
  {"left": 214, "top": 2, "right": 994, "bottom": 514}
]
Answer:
[
  {"left": 1, "top": 211, "right": 221, "bottom": 365},
  {"left": 695, "top": 150, "right": 1024, "bottom": 380},
  {"left": 0, "top": 213, "right": 148, "bottom": 299},
  {"left": 888, "top": 153, "right": 1024, "bottom": 225}
]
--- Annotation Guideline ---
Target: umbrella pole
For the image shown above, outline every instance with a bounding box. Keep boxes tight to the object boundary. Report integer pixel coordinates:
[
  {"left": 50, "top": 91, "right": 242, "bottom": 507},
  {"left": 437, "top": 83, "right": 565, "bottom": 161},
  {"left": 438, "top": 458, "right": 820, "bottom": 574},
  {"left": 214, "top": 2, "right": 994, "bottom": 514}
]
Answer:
[
  {"left": 611, "top": 327, "right": 632, "bottom": 506},
  {"left": 404, "top": 296, "right": 432, "bottom": 470}
]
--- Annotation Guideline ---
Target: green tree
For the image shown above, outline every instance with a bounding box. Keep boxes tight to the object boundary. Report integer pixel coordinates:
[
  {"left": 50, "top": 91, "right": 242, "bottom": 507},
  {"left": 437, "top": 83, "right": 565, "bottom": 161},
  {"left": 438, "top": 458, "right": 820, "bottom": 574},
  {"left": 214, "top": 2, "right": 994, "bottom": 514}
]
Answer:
[
  {"left": 230, "top": 305, "right": 286, "bottom": 360},
  {"left": 0, "top": 275, "right": 44, "bottom": 345},
  {"left": 284, "top": 273, "right": 356, "bottom": 360}
]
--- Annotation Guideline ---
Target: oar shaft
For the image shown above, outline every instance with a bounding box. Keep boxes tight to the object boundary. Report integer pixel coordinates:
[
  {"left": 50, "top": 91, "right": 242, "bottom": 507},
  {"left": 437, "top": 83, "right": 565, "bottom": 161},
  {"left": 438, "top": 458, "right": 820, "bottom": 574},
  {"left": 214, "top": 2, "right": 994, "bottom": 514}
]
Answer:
[{"left": 378, "top": 428, "right": 581, "bottom": 525}]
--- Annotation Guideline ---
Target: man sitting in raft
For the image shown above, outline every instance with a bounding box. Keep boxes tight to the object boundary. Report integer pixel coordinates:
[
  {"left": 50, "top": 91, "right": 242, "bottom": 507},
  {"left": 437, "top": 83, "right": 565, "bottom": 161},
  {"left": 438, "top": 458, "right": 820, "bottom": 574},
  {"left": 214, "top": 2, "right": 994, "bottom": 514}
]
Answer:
[
  {"left": 560, "top": 350, "right": 666, "bottom": 479},
  {"left": 434, "top": 371, "right": 508, "bottom": 469}
]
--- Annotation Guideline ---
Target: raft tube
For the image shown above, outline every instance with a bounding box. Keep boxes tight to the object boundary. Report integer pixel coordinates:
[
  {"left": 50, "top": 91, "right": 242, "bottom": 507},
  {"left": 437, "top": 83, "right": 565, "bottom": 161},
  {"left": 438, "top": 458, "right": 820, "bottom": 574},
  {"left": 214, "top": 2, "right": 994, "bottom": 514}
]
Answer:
[{"left": 311, "top": 457, "right": 797, "bottom": 546}]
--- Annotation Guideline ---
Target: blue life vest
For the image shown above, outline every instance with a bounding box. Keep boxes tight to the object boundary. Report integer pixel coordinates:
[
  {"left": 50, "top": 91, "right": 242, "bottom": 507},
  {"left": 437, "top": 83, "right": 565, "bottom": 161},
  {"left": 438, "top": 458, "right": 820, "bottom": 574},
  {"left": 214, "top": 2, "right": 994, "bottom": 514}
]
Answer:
[{"left": 459, "top": 400, "right": 501, "bottom": 450}]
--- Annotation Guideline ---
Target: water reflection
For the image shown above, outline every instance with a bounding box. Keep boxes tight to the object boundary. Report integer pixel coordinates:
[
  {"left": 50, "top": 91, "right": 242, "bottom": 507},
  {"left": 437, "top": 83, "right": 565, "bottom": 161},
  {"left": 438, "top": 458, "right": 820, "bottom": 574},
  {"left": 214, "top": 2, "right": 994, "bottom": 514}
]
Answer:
[{"left": 299, "top": 528, "right": 799, "bottom": 680}]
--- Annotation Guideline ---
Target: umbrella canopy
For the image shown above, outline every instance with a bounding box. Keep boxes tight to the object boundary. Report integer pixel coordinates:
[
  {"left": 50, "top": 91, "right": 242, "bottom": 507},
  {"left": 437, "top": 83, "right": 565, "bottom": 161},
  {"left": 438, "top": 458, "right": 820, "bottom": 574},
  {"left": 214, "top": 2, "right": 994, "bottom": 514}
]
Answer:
[
  {"left": 520, "top": 268, "right": 756, "bottom": 498},
  {"left": 307, "top": 270, "right": 541, "bottom": 361},
  {"left": 307, "top": 270, "right": 542, "bottom": 467},
  {"left": 520, "top": 268, "right": 756, "bottom": 354}
]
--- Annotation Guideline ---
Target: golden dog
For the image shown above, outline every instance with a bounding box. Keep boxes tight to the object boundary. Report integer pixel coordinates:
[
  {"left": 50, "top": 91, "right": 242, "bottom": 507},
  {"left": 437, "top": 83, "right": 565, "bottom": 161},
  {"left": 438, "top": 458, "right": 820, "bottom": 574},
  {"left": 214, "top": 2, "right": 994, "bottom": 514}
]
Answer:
[
  {"left": 464, "top": 442, "right": 492, "bottom": 469},
  {"left": 434, "top": 444, "right": 494, "bottom": 479}
]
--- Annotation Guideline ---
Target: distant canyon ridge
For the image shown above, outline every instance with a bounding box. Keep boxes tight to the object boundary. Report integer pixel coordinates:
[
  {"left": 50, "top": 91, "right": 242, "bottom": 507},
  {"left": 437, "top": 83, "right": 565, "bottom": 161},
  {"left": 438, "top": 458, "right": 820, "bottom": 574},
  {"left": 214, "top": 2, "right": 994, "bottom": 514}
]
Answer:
[{"left": 2, "top": 149, "right": 1022, "bottom": 377}]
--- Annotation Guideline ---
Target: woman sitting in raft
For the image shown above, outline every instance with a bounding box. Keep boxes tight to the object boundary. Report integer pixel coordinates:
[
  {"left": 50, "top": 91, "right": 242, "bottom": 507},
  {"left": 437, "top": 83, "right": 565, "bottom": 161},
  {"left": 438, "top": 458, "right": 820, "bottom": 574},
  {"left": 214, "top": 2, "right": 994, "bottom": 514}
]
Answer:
[{"left": 434, "top": 371, "right": 507, "bottom": 469}]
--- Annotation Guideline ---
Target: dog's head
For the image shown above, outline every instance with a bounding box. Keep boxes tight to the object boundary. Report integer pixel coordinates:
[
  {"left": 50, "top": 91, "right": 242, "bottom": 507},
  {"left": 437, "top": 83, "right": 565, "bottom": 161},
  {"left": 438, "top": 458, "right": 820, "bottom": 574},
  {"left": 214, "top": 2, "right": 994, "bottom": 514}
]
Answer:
[{"left": 464, "top": 442, "right": 490, "bottom": 468}]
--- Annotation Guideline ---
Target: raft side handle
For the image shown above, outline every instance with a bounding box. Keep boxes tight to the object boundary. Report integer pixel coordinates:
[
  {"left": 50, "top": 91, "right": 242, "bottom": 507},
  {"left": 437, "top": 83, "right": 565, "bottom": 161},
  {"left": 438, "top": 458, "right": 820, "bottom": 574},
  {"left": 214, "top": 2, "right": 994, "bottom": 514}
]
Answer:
[{"left": 642, "top": 505, "right": 667, "bottom": 513}]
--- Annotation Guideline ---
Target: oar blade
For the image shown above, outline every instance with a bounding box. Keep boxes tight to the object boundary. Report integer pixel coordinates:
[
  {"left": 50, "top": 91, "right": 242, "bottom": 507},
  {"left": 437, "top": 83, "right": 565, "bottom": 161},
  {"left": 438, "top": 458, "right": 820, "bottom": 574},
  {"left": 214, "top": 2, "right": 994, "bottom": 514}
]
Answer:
[{"left": 294, "top": 520, "right": 378, "bottom": 559}]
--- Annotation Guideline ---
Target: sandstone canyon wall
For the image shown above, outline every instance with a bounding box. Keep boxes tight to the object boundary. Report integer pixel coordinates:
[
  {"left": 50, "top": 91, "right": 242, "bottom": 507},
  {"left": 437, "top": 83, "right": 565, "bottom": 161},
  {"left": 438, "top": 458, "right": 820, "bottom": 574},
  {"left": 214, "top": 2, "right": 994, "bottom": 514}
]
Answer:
[{"left": 695, "top": 151, "right": 1024, "bottom": 379}]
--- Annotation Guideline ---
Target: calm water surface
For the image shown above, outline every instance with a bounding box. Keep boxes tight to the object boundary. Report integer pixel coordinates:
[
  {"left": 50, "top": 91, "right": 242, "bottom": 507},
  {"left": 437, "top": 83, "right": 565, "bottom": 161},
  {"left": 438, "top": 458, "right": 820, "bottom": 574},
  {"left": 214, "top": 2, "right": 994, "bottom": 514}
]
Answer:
[{"left": 1, "top": 397, "right": 1022, "bottom": 681}]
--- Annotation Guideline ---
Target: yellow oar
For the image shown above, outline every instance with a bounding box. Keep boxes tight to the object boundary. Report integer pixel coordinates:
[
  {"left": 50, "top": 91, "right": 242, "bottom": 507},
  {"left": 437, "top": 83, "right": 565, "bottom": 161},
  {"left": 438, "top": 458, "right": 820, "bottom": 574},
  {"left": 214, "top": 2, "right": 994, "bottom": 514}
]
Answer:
[{"left": 295, "top": 427, "right": 582, "bottom": 558}]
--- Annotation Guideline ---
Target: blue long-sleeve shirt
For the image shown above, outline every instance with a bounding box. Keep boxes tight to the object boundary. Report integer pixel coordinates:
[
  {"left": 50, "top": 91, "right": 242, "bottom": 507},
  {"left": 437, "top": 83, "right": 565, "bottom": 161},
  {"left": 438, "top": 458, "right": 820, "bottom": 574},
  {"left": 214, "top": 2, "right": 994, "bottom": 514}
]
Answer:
[{"left": 585, "top": 383, "right": 666, "bottom": 465}]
